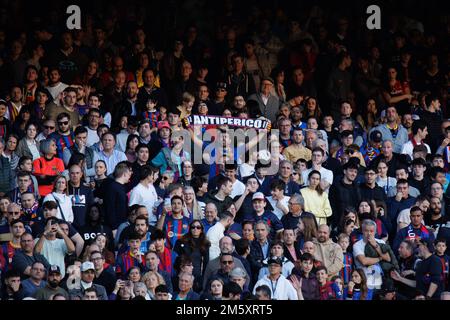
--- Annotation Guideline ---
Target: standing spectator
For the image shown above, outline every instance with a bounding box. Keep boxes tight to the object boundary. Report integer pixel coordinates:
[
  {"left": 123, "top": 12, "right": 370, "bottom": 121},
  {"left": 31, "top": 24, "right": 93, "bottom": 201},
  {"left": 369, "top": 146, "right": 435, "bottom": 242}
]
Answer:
[
  {"left": 48, "top": 112, "right": 75, "bottom": 160},
  {"left": 329, "top": 160, "right": 361, "bottom": 227},
  {"left": 206, "top": 211, "right": 234, "bottom": 261},
  {"left": 34, "top": 217, "right": 75, "bottom": 277},
  {"left": 129, "top": 165, "right": 159, "bottom": 226},
  {"left": 325, "top": 52, "right": 352, "bottom": 121},
  {"left": 103, "top": 162, "right": 132, "bottom": 234},
  {"left": 247, "top": 77, "right": 280, "bottom": 123}
]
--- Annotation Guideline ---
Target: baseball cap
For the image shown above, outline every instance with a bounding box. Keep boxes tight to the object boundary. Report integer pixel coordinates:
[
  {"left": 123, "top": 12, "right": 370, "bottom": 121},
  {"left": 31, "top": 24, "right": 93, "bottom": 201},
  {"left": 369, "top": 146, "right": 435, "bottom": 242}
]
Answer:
[
  {"left": 261, "top": 76, "right": 274, "bottom": 85},
  {"left": 80, "top": 261, "right": 95, "bottom": 272},
  {"left": 216, "top": 82, "right": 227, "bottom": 90},
  {"left": 252, "top": 192, "right": 265, "bottom": 201},
  {"left": 157, "top": 121, "right": 171, "bottom": 130},
  {"left": 370, "top": 130, "right": 383, "bottom": 143},
  {"left": 267, "top": 257, "right": 283, "bottom": 266},
  {"left": 48, "top": 265, "right": 61, "bottom": 275}
]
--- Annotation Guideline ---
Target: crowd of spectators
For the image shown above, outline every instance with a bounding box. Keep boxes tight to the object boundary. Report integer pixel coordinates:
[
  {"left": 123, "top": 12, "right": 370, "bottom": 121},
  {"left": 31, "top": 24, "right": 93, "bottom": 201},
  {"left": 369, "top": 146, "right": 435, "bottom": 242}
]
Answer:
[{"left": 0, "top": 0, "right": 450, "bottom": 300}]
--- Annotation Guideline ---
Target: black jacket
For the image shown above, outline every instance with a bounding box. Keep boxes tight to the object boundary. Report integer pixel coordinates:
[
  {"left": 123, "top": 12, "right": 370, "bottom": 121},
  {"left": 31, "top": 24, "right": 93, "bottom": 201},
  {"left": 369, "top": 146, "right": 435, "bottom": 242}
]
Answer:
[
  {"left": 329, "top": 179, "right": 362, "bottom": 228},
  {"left": 359, "top": 183, "right": 387, "bottom": 202}
]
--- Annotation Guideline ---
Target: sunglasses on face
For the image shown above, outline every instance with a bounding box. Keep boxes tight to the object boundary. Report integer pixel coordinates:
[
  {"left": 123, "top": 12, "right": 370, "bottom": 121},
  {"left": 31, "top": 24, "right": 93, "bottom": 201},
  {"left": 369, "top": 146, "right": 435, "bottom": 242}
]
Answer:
[
  {"left": 162, "top": 176, "right": 169, "bottom": 180},
  {"left": 191, "top": 225, "right": 202, "bottom": 230}
]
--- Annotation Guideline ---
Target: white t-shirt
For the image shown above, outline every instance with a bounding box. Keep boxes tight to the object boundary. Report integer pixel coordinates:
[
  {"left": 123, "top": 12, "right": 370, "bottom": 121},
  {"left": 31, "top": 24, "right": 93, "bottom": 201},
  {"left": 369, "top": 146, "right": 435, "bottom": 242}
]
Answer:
[
  {"left": 206, "top": 222, "right": 225, "bottom": 261},
  {"left": 46, "top": 82, "right": 69, "bottom": 102},
  {"left": 129, "top": 183, "right": 159, "bottom": 226},
  {"left": 353, "top": 238, "right": 385, "bottom": 289},
  {"left": 267, "top": 195, "right": 290, "bottom": 220},
  {"left": 36, "top": 238, "right": 68, "bottom": 277},
  {"left": 85, "top": 126, "right": 100, "bottom": 147},
  {"left": 401, "top": 140, "right": 431, "bottom": 159},
  {"left": 26, "top": 140, "right": 40, "bottom": 161},
  {"left": 43, "top": 192, "right": 74, "bottom": 223},
  {"left": 231, "top": 179, "right": 246, "bottom": 199}
]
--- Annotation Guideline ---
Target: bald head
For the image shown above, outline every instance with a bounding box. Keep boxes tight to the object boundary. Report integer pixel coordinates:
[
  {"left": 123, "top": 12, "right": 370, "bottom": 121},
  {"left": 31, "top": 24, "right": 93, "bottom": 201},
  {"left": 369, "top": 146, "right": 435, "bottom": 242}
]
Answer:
[
  {"left": 219, "top": 236, "right": 234, "bottom": 254},
  {"left": 303, "top": 241, "right": 315, "bottom": 254},
  {"left": 317, "top": 225, "right": 330, "bottom": 243}
]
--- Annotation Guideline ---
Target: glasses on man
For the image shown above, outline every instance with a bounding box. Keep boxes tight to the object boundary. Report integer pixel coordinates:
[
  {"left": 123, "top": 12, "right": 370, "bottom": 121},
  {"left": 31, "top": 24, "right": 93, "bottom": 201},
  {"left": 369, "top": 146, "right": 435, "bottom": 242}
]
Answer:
[
  {"left": 162, "top": 176, "right": 169, "bottom": 180},
  {"left": 288, "top": 202, "right": 300, "bottom": 206},
  {"left": 58, "top": 121, "right": 69, "bottom": 125}
]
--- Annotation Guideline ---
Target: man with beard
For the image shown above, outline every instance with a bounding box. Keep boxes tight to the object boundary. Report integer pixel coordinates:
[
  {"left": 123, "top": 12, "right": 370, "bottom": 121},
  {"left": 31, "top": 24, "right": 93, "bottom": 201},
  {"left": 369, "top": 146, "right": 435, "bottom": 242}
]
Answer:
[
  {"left": 115, "top": 81, "right": 139, "bottom": 125},
  {"left": 33, "top": 265, "right": 69, "bottom": 300},
  {"left": 44, "top": 67, "right": 68, "bottom": 104},
  {"left": 46, "top": 87, "right": 81, "bottom": 130},
  {"left": 312, "top": 225, "right": 344, "bottom": 277},
  {"left": 393, "top": 206, "right": 435, "bottom": 253},
  {"left": 49, "top": 112, "right": 75, "bottom": 159}
]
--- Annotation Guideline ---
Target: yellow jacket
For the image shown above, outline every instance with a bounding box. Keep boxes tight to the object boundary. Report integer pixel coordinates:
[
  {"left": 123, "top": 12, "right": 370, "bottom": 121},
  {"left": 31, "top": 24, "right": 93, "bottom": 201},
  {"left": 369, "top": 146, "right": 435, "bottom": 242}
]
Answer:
[{"left": 300, "top": 187, "right": 332, "bottom": 225}]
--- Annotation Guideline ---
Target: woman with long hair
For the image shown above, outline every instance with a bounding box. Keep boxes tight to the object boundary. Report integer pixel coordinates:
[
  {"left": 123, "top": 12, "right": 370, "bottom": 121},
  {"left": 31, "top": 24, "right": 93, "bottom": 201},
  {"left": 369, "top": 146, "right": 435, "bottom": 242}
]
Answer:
[
  {"left": 125, "top": 134, "right": 140, "bottom": 163},
  {"left": 300, "top": 170, "right": 332, "bottom": 225},
  {"left": 344, "top": 269, "right": 373, "bottom": 300},
  {"left": 303, "top": 97, "right": 322, "bottom": 122},
  {"left": 173, "top": 221, "right": 210, "bottom": 292},
  {"left": 331, "top": 207, "right": 359, "bottom": 242},
  {"left": 376, "top": 160, "right": 396, "bottom": 194},
  {"left": 382, "top": 66, "right": 413, "bottom": 111},
  {"left": 201, "top": 277, "right": 224, "bottom": 300},
  {"left": 182, "top": 186, "right": 205, "bottom": 221},
  {"left": 358, "top": 199, "right": 388, "bottom": 241},
  {"left": 296, "top": 215, "right": 318, "bottom": 249},
  {"left": 3, "top": 134, "right": 20, "bottom": 171},
  {"left": 93, "top": 233, "right": 115, "bottom": 265},
  {"left": 270, "top": 67, "right": 286, "bottom": 103},
  {"left": 15, "top": 122, "right": 40, "bottom": 160},
  {"left": 12, "top": 105, "right": 34, "bottom": 139},
  {"left": 42, "top": 175, "right": 74, "bottom": 223}
]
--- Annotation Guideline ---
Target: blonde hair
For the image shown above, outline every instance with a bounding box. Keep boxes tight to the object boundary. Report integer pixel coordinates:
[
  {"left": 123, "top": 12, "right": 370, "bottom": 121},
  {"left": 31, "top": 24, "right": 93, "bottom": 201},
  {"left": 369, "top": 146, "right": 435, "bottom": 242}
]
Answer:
[{"left": 142, "top": 271, "right": 166, "bottom": 290}]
